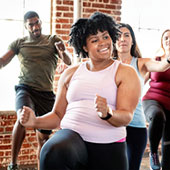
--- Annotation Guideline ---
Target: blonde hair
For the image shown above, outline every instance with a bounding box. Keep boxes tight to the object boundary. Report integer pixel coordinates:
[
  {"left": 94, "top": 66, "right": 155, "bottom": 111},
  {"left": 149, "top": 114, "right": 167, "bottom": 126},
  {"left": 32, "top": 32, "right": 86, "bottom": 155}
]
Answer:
[{"left": 161, "top": 29, "right": 170, "bottom": 54}]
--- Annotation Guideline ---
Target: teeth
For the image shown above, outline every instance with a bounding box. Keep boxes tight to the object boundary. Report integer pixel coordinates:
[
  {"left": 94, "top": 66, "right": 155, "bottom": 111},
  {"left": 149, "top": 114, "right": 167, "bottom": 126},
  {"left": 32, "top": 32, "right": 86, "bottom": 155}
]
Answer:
[{"left": 99, "top": 48, "right": 108, "bottom": 52}]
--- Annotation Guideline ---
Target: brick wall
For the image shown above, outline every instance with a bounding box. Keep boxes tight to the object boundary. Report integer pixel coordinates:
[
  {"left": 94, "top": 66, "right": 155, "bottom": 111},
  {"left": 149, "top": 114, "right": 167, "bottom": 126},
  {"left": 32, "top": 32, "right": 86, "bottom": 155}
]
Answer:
[
  {"left": 0, "top": 111, "right": 38, "bottom": 168},
  {"left": 0, "top": 0, "right": 122, "bottom": 168}
]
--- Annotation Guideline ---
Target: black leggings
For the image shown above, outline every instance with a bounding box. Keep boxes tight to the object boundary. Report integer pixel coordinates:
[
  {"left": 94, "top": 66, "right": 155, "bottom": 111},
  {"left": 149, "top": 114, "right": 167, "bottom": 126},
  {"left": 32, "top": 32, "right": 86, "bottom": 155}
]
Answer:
[
  {"left": 40, "top": 129, "right": 128, "bottom": 170},
  {"left": 142, "top": 100, "right": 170, "bottom": 170},
  {"left": 126, "top": 126, "right": 147, "bottom": 170}
]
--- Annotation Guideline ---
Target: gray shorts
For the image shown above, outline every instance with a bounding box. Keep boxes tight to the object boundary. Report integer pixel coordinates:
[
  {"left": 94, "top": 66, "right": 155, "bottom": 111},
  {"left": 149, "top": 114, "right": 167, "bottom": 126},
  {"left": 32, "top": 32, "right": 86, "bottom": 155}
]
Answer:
[{"left": 15, "top": 84, "right": 55, "bottom": 134}]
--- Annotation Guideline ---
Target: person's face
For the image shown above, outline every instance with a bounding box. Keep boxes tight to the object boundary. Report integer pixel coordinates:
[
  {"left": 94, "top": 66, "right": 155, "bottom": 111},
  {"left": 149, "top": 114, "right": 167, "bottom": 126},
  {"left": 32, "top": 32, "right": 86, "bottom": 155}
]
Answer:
[
  {"left": 25, "top": 17, "right": 42, "bottom": 38},
  {"left": 116, "top": 27, "right": 133, "bottom": 54},
  {"left": 83, "top": 31, "right": 113, "bottom": 61},
  {"left": 162, "top": 31, "right": 170, "bottom": 53}
]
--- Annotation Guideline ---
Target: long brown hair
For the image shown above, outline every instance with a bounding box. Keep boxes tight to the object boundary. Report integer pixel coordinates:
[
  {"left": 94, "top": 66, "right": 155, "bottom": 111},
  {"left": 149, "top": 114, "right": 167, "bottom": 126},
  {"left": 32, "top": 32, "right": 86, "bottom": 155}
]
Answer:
[{"left": 113, "top": 23, "right": 142, "bottom": 59}]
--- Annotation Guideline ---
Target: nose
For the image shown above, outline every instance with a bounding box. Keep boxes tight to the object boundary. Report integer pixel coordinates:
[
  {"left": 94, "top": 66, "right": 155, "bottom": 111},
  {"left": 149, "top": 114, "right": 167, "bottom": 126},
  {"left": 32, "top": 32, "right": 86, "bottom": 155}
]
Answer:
[
  {"left": 32, "top": 24, "right": 39, "bottom": 30},
  {"left": 120, "top": 35, "right": 125, "bottom": 41},
  {"left": 98, "top": 39, "right": 106, "bottom": 46}
]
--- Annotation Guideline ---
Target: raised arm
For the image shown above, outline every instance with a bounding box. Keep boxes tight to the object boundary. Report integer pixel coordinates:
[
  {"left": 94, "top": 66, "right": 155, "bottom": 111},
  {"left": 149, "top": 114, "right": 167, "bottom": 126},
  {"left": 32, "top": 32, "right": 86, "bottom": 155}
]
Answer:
[
  {"left": 138, "top": 57, "right": 170, "bottom": 77},
  {"left": 0, "top": 50, "right": 15, "bottom": 69},
  {"left": 55, "top": 41, "right": 72, "bottom": 66}
]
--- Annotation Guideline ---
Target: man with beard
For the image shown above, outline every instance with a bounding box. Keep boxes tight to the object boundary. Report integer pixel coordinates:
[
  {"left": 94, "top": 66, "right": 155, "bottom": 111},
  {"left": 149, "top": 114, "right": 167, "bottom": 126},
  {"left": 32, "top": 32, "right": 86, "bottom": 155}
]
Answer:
[{"left": 0, "top": 11, "right": 72, "bottom": 170}]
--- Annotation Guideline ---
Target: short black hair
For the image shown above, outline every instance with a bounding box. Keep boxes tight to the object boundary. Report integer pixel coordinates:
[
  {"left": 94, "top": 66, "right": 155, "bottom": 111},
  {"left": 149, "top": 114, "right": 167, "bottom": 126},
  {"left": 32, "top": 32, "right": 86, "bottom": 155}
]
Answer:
[
  {"left": 24, "top": 11, "right": 39, "bottom": 23},
  {"left": 69, "top": 12, "right": 120, "bottom": 58}
]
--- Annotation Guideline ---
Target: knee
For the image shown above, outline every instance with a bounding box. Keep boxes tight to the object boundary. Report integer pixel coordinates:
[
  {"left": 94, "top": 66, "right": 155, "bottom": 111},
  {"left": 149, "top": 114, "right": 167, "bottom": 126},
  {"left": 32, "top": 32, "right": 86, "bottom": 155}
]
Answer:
[
  {"left": 40, "top": 140, "right": 68, "bottom": 169},
  {"left": 149, "top": 109, "right": 166, "bottom": 124}
]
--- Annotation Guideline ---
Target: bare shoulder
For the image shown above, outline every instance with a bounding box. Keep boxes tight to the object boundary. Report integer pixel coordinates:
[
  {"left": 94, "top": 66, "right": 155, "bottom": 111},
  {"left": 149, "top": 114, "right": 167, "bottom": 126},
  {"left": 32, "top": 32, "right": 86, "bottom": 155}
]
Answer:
[
  {"left": 59, "top": 64, "right": 80, "bottom": 86},
  {"left": 115, "top": 63, "right": 139, "bottom": 85},
  {"left": 117, "top": 62, "right": 137, "bottom": 76}
]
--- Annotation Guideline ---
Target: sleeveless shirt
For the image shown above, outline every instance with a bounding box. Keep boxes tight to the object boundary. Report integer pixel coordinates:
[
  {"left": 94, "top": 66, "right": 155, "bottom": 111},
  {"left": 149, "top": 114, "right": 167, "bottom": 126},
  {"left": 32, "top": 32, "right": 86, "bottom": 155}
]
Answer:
[
  {"left": 143, "top": 57, "right": 170, "bottom": 111},
  {"left": 61, "top": 60, "right": 126, "bottom": 143},
  {"left": 128, "top": 57, "right": 146, "bottom": 128}
]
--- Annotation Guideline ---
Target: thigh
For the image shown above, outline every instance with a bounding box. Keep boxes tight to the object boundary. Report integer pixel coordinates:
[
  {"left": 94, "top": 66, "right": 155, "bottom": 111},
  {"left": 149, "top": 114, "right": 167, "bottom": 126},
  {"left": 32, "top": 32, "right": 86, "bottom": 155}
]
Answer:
[
  {"left": 40, "top": 129, "right": 88, "bottom": 170},
  {"left": 15, "top": 85, "right": 34, "bottom": 113},
  {"left": 32, "top": 90, "right": 55, "bottom": 116},
  {"left": 32, "top": 90, "right": 55, "bottom": 134},
  {"left": 85, "top": 141, "right": 128, "bottom": 170}
]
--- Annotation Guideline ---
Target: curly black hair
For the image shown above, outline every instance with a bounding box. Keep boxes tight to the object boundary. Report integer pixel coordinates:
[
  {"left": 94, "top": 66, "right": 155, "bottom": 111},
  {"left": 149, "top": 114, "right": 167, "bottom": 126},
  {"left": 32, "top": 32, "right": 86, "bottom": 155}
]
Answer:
[{"left": 69, "top": 12, "right": 120, "bottom": 58}]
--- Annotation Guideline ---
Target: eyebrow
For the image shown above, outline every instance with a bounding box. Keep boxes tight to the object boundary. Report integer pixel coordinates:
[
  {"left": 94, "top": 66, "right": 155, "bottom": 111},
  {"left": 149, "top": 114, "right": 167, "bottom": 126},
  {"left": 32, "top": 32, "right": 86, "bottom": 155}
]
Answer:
[
  {"left": 123, "top": 32, "right": 130, "bottom": 35},
  {"left": 88, "top": 31, "right": 108, "bottom": 40},
  {"left": 28, "top": 20, "right": 40, "bottom": 26}
]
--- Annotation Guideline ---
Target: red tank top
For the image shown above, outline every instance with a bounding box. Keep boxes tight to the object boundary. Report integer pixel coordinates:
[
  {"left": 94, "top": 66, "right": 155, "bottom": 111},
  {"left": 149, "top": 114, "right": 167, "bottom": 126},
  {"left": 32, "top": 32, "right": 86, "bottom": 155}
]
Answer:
[{"left": 142, "top": 57, "right": 170, "bottom": 111}]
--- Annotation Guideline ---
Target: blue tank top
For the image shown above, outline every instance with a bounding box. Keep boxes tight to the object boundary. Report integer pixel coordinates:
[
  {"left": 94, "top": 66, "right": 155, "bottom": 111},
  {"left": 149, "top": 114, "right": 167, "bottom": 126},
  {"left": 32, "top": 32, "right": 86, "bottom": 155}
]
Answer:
[{"left": 128, "top": 57, "right": 146, "bottom": 128}]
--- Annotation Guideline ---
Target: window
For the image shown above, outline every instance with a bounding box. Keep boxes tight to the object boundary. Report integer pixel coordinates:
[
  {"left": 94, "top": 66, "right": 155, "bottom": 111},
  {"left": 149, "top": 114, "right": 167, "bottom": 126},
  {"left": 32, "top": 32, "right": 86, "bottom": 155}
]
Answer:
[
  {"left": 0, "top": 0, "right": 51, "bottom": 110},
  {"left": 121, "top": 0, "right": 170, "bottom": 95},
  {"left": 121, "top": 0, "right": 170, "bottom": 58}
]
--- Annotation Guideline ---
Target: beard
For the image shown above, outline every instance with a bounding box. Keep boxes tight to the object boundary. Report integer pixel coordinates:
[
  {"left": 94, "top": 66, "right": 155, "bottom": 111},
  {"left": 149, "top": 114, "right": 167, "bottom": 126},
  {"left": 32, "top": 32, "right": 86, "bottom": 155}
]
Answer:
[{"left": 31, "top": 29, "right": 42, "bottom": 38}]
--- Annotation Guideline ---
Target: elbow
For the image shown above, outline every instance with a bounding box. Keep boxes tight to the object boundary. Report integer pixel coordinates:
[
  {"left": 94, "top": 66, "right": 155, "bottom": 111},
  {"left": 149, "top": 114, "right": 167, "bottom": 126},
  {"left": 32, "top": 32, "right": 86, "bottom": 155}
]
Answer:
[
  {"left": 51, "top": 124, "right": 60, "bottom": 130},
  {"left": 114, "top": 112, "right": 133, "bottom": 127},
  {"left": 124, "top": 113, "right": 134, "bottom": 126}
]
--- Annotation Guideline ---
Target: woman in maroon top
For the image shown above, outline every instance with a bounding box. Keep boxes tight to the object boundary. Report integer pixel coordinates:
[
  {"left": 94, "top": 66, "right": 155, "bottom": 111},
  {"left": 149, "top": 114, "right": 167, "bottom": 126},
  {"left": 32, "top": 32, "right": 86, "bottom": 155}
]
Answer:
[{"left": 142, "top": 29, "right": 170, "bottom": 170}]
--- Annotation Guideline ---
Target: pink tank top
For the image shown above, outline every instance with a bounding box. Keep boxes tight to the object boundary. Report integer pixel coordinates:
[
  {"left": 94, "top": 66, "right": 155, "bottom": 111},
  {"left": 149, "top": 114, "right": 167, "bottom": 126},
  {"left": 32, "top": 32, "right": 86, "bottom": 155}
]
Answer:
[
  {"left": 61, "top": 60, "right": 126, "bottom": 143},
  {"left": 143, "top": 57, "right": 170, "bottom": 111}
]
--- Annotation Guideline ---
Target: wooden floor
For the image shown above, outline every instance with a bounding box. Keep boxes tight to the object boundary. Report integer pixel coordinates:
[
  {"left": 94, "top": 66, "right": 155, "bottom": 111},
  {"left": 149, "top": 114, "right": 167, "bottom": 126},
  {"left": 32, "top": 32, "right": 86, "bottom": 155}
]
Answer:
[
  {"left": 141, "top": 154, "right": 150, "bottom": 170},
  {"left": 0, "top": 155, "right": 155, "bottom": 170}
]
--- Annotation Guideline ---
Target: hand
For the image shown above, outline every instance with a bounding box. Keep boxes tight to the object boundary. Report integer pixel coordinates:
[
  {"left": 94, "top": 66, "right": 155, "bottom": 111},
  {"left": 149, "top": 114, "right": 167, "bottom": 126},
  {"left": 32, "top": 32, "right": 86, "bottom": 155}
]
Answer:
[
  {"left": 94, "top": 94, "right": 108, "bottom": 118},
  {"left": 56, "top": 63, "right": 68, "bottom": 74},
  {"left": 20, "top": 106, "right": 36, "bottom": 127},
  {"left": 55, "top": 41, "right": 65, "bottom": 52}
]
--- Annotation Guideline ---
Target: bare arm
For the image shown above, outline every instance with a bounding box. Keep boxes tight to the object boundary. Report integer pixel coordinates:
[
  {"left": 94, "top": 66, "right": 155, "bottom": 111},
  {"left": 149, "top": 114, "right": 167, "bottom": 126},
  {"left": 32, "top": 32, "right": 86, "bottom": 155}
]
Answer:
[
  {"left": 0, "top": 50, "right": 15, "bottom": 69},
  {"left": 20, "top": 66, "right": 78, "bottom": 129},
  {"left": 55, "top": 41, "right": 72, "bottom": 65},
  {"left": 138, "top": 57, "right": 170, "bottom": 78},
  {"left": 95, "top": 64, "right": 141, "bottom": 127},
  {"left": 20, "top": 106, "right": 61, "bottom": 130}
]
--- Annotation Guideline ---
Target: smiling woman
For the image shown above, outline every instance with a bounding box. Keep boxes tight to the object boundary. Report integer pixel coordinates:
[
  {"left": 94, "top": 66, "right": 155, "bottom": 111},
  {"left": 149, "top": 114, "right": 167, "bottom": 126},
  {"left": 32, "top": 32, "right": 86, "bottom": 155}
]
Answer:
[{"left": 0, "top": 0, "right": 51, "bottom": 110}]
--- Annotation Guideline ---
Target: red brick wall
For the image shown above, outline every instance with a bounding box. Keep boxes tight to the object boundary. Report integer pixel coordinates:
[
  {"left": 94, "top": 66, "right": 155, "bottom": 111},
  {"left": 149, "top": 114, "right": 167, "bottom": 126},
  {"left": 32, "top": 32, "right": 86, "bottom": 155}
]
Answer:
[
  {"left": 0, "top": 111, "right": 37, "bottom": 168},
  {"left": 0, "top": 0, "right": 122, "bottom": 168}
]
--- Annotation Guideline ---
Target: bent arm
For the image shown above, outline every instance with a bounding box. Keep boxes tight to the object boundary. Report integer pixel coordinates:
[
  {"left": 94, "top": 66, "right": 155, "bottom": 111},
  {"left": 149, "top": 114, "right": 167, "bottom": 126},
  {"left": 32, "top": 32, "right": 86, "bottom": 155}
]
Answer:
[
  {"left": 20, "top": 106, "right": 61, "bottom": 129},
  {"left": 108, "top": 64, "right": 141, "bottom": 127},
  {"left": 55, "top": 41, "right": 72, "bottom": 65},
  {"left": 0, "top": 50, "right": 15, "bottom": 69},
  {"left": 143, "top": 57, "right": 170, "bottom": 73},
  {"left": 20, "top": 66, "right": 78, "bottom": 129}
]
